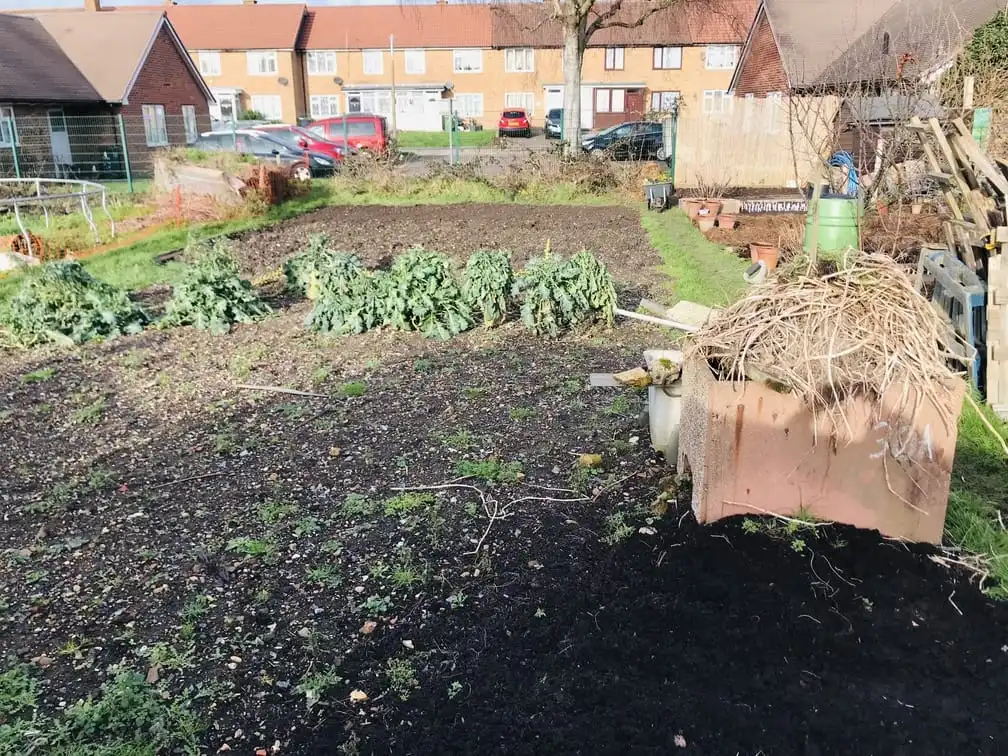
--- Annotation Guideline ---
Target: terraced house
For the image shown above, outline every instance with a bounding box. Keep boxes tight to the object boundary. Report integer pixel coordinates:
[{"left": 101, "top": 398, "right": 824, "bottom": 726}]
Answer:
[{"left": 26, "top": 0, "right": 756, "bottom": 133}]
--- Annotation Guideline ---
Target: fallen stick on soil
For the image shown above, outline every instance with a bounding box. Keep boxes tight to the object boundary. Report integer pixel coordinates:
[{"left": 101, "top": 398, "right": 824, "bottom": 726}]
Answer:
[
  {"left": 723, "top": 499, "right": 835, "bottom": 527},
  {"left": 948, "top": 590, "right": 963, "bottom": 616},
  {"left": 614, "top": 308, "right": 699, "bottom": 332},
  {"left": 965, "top": 393, "right": 1008, "bottom": 458},
  {"left": 150, "top": 471, "right": 224, "bottom": 490},
  {"left": 235, "top": 384, "right": 330, "bottom": 399}
]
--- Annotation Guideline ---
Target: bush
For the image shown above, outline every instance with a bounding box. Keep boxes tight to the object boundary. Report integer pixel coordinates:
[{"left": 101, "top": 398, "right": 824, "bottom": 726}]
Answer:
[
  {"left": 1, "top": 260, "right": 148, "bottom": 346},
  {"left": 570, "top": 250, "right": 617, "bottom": 327},
  {"left": 512, "top": 248, "right": 616, "bottom": 336},
  {"left": 305, "top": 253, "right": 388, "bottom": 335},
  {"left": 464, "top": 250, "right": 514, "bottom": 327},
  {"left": 385, "top": 248, "right": 473, "bottom": 340},
  {"left": 284, "top": 232, "right": 336, "bottom": 300},
  {"left": 164, "top": 240, "right": 270, "bottom": 335}
]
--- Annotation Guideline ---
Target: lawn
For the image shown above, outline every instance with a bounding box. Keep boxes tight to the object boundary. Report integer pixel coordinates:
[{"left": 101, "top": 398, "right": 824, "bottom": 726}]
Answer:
[
  {"left": 1, "top": 177, "right": 1007, "bottom": 754},
  {"left": 396, "top": 130, "right": 496, "bottom": 149}
]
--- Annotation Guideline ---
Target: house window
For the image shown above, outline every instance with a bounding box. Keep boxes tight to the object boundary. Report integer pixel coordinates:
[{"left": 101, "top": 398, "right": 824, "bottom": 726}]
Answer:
[
  {"left": 363, "top": 50, "right": 383, "bottom": 75},
  {"left": 453, "top": 49, "right": 483, "bottom": 73},
  {"left": 595, "top": 88, "right": 625, "bottom": 114},
  {"left": 454, "top": 93, "right": 483, "bottom": 118},
  {"left": 650, "top": 91, "right": 680, "bottom": 113},
  {"left": 404, "top": 49, "right": 426, "bottom": 75},
  {"left": 306, "top": 51, "right": 337, "bottom": 76},
  {"left": 605, "top": 47, "right": 624, "bottom": 70},
  {"left": 247, "top": 51, "right": 278, "bottom": 75},
  {"left": 198, "top": 50, "right": 221, "bottom": 77},
  {"left": 142, "top": 104, "right": 168, "bottom": 147},
  {"left": 250, "top": 95, "right": 283, "bottom": 121},
  {"left": 350, "top": 90, "right": 392, "bottom": 117},
  {"left": 702, "top": 89, "right": 730, "bottom": 115},
  {"left": 310, "top": 95, "right": 341, "bottom": 118},
  {"left": 182, "top": 105, "right": 198, "bottom": 143},
  {"left": 0, "top": 105, "right": 18, "bottom": 147},
  {"left": 705, "top": 44, "right": 739, "bottom": 70},
  {"left": 653, "top": 46, "right": 682, "bottom": 70},
  {"left": 504, "top": 92, "right": 535, "bottom": 115},
  {"left": 505, "top": 48, "right": 534, "bottom": 73}
]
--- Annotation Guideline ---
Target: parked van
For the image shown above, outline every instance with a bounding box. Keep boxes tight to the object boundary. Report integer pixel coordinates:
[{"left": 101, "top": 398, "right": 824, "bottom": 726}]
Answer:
[{"left": 307, "top": 115, "right": 391, "bottom": 155}]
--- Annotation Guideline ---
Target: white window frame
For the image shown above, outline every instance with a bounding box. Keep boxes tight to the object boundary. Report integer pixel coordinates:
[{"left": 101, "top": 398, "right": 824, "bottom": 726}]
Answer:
[
  {"left": 650, "top": 90, "right": 680, "bottom": 113},
  {"left": 604, "top": 47, "right": 624, "bottom": 70},
  {"left": 306, "top": 50, "right": 337, "bottom": 76},
  {"left": 246, "top": 50, "right": 278, "bottom": 76},
  {"left": 504, "top": 92, "right": 535, "bottom": 116},
  {"left": 198, "top": 50, "right": 221, "bottom": 77},
  {"left": 310, "top": 95, "right": 341, "bottom": 118},
  {"left": 142, "top": 104, "right": 168, "bottom": 147},
  {"left": 653, "top": 46, "right": 682, "bottom": 70},
  {"left": 454, "top": 93, "right": 483, "bottom": 118},
  {"left": 362, "top": 49, "right": 383, "bottom": 75},
  {"left": 705, "top": 44, "right": 739, "bottom": 71},
  {"left": 702, "top": 89, "right": 730, "bottom": 116},
  {"left": 250, "top": 94, "right": 283, "bottom": 121},
  {"left": 0, "top": 105, "right": 18, "bottom": 148},
  {"left": 505, "top": 48, "right": 534, "bottom": 73},
  {"left": 404, "top": 49, "right": 426, "bottom": 75},
  {"left": 182, "top": 105, "right": 198, "bottom": 144},
  {"left": 453, "top": 49, "right": 483, "bottom": 74}
]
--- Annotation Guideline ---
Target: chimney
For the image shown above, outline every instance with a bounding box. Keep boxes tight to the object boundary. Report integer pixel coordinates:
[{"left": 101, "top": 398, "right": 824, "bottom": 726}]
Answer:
[{"left": 83, "top": 0, "right": 102, "bottom": 10}]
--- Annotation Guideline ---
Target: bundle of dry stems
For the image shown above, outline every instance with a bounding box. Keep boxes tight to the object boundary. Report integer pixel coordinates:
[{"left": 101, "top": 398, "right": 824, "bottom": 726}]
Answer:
[{"left": 689, "top": 252, "right": 968, "bottom": 435}]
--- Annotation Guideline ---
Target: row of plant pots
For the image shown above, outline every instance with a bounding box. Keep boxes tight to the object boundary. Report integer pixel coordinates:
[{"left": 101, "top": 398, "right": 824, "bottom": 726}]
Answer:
[{"left": 680, "top": 197, "right": 738, "bottom": 232}]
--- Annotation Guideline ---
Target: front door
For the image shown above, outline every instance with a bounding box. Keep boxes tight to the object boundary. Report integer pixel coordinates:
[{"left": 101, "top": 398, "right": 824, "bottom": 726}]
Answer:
[
  {"left": 211, "top": 91, "right": 238, "bottom": 123},
  {"left": 47, "top": 109, "right": 72, "bottom": 173}
]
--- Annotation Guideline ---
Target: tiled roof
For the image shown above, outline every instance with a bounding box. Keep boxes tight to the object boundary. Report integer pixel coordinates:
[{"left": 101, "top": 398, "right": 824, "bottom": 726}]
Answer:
[
  {"left": 491, "top": 0, "right": 759, "bottom": 48},
  {"left": 31, "top": 11, "right": 167, "bottom": 103},
  {"left": 0, "top": 14, "right": 101, "bottom": 103},
  {"left": 166, "top": 3, "right": 307, "bottom": 51},
  {"left": 301, "top": 5, "right": 493, "bottom": 50}
]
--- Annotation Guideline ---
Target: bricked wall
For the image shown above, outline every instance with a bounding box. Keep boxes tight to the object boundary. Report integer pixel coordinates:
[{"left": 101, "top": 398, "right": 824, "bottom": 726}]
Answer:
[
  {"left": 733, "top": 12, "right": 789, "bottom": 97},
  {"left": 120, "top": 24, "right": 212, "bottom": 167}
]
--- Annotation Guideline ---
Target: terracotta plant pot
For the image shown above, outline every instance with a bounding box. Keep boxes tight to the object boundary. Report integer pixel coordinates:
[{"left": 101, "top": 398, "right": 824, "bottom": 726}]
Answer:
[
  {"left": 696, "top": 216, "right": 717, "bottom": 232},
  {"left": 716, "top": 213, "right": 738, "bottom": 229},
  {"left": 699, "top": 199, "right": 722, "bottom": 217},
  {"left": 680, "top": 198, "right": 701, "bottom": 218},
  {"left": 911, "top": 202, "right": 923, "bottom": 215},
  {"left": 750, "top": 242, "right": 779, "bottom": 271}
]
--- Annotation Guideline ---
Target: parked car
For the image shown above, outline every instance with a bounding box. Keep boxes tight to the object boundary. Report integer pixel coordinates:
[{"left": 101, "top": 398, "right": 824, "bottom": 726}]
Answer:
[
  {"left": 251, "top": 124, "right": 349, "bottom": 162},
  {"left": 581, "top": 121, "right": 666, "bottom": 160},
  {"left": 544, "top": 108, "right": 562, "bottom": 139},
  {"left": 194, "top": 130, "right": 336, "bottom": 179},
  {"left": 306, "top": 115, "right": 391, "bottom": 155},
  {"left": 498, "top": 109, "right": 531, "bottom": 138}
]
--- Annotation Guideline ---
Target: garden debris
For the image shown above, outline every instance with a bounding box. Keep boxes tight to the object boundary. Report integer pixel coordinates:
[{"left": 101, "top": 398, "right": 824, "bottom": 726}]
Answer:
[
  {"left": 577, "top": 453, "right": 603, "bottom": 468},
  {"left": 614, "top": 367, "right": 650, "bottom": 387},
  {"left": 349, "top": 689, "right": 369, "bottom": 704},
  {"left": 690, "top": 253, "right": 968, "bottom": 432},
  {"left": 360, "top": 621, "right": 377, "bottom": 635}
]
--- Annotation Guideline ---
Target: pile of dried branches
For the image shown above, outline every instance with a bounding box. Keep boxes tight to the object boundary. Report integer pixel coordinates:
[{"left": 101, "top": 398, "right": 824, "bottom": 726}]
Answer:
[{"left": 689, "top": 253, "right": 968, "bottom": 433}]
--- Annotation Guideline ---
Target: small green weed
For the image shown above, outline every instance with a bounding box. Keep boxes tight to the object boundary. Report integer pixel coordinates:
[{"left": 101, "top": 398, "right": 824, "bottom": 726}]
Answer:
[
  {"left": 509, "top": 406, "right": 535, "bottom": 421},
  {"left": 414, "top": 358, "right": 434, "bottom": 373},
  {"left": 463, "top": 386, "right": 486, "bottom": 400},
  {"left": 341, "top": 381, "right": 367, "bottom": 397},
  {"left": 560, "top": 378, "right": 583, "bottom": 396},
  {"left": 605, "top": 395, "right": 632, "bottom": 416},
  {"left": 0, "top": 667, "right": 38, "bottom": 718},
  {"left": 72, "top": 398, "right": 106, "bottom": 425},
  {"left": 602, "top": 511, "right": 635, "bottom": 546},
  {"left": 306, "top": 565, "right": 341, "bottom": 588},
  {"left": 440, "top": 428, "right": 475, "bottom": 450},
  {"left": 276, "top": 402, "right": 308, "bottom": 421},
  {"left": 213, "top": 433, "right": 237, "bottom": 454},
  {"left": 447, "top": 680, "right": 463, "bottom": 699},
  {"left": 446, "top": 590, "right": 467, "bottom": 609},
  {"left": 384, "top": 492, "right": 434, "bottom": 516},
  {"left": 341, "top": 493, "right": 378, "bottom": 518},
  {"left": 20, "top": 367, "right": 56, "bottom": 384},
  {"left": 311, "top": 365, "right": 331, "bottom": 386},
  {"left": 293, "top": 516, "right": 321, "bottom": 537},
  {"left": 297, "top": 667, "right": 343, "bottom": 710},
  {"left": 385, "top": 658, "right": 420, "bottom": 701},
  {"left": 180, "top": 594, "right": 212, "bottom": 623},
  {"left": 360, "top": 594, "right": 392, "bottom": 615},
  {"left": 227, "top": 537, "right": 276, "bottom": 559},
  {"left": 259, "top": 500, "right": 299, "bottom": 524},
  {"left": 455, "top": 458, "right": 523, "bottom": 484}
]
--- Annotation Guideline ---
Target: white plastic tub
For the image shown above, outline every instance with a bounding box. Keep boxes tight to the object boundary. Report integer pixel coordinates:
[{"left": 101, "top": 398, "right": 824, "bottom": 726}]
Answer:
[{"left": 644, "top": 349, "right": 684, "bottom": 460}]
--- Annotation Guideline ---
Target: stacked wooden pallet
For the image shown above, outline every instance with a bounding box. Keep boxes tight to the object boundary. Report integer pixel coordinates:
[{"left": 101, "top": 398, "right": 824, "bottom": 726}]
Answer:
[{"left": 908, "top": 115, "right": 1008, "bottom": 417}]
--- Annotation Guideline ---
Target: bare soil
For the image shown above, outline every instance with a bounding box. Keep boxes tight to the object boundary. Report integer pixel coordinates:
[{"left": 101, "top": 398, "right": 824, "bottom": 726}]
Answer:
[{"left": 1, "top": 207, "right": 1006, "bottom": 755}]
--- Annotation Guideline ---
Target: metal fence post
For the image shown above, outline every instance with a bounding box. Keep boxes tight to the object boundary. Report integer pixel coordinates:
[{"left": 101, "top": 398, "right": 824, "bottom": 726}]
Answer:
[
  {"left": 117, "top": 114, "right": 133, "bottom": 193},
  {"left": 5, "top": 117, "right": 21, "bottom": 178}
]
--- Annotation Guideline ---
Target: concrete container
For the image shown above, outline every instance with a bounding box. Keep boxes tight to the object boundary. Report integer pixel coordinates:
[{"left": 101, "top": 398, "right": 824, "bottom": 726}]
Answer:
[{"left": 676, "top": 356, "right": 965, "bottom": 543}]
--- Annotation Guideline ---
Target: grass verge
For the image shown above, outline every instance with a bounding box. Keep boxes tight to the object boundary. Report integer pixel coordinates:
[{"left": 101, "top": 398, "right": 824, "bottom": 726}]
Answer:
[{"left": 397, "top": 130, "right": 495, "bottom": 149}]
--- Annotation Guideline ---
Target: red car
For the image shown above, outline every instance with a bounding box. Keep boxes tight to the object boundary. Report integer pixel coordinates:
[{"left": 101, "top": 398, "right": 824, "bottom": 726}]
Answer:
[
  {"left": 498, "top": 109, "right": 531, "bottom": 138},
  {"left": 252, "top": 124, "right": 346, "bottom": 162},
  {"left": 307, "top": 115, "right": 391, "bottom": 155}
]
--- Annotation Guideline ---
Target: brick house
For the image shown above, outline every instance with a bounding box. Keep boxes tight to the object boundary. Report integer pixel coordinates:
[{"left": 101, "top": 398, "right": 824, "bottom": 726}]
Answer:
[{"left": 0, "top": 9, "right": 212, "bottom": 179}]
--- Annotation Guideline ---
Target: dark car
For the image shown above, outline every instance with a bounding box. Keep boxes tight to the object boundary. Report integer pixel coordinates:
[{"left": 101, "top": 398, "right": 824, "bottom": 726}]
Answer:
[
  {"left": 252, "top": 124, "right": 349, "bottom": 162},
  {"left": 194, "top": 130, "right": 336, "bottom": 179},
  {"left": 544, "top": 108, "right": 562, "bottom": 139},
  {"left": 581, "top": 121, "right": 666, "bottom": 160},
  {"left": 307, "top": 115, "right": 391, "bottom": 155},
  {"left": 498, "top": 109, "right": 531, "bottom": 138}
]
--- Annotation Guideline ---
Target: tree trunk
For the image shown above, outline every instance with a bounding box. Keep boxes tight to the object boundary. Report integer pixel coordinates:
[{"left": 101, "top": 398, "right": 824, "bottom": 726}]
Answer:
[{"left": 561, "top": 18, "right": 587, "bottom": 157}]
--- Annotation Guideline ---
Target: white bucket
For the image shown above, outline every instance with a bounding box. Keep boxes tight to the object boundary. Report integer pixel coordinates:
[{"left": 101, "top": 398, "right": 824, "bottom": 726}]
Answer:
[{"left": 644, "top": 349, "right": 684, "bottom": 460}]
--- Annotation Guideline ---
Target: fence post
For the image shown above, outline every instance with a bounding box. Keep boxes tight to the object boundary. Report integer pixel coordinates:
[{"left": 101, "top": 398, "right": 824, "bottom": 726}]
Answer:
[{"left": 116, "top": 114, "right": 134, "bottom": 193}]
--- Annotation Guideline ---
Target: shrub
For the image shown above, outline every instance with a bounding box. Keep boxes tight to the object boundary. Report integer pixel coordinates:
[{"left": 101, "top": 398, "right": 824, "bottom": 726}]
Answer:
[
  {"left": 284, "top": 233, "right": 335, "bottom": 299},
  {"left": 305, "top": 252, "right": 388, "bottom": 336},
  {"left": 1, "top": 260, "right": 148, "bottom": 346},
  {"left": 513, "top": 248, "right": 617, "bottom": 336},
  {"left": 570, "top": 250, "right": 617, "bottom": 327},
  {"left": 164, "top": 240, "right": 270, "bottom": 335},
  {"left": 464, "top": 250, "right": 514, "bottom": 327},
  {"left": 385, "top": 248, "right": 473, "bottom": 340}
]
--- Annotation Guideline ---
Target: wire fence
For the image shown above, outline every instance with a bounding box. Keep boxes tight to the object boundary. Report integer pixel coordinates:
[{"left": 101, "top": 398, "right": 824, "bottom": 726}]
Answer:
[{"left": 0, "top": 114, "right": 206, "bottom": 192}]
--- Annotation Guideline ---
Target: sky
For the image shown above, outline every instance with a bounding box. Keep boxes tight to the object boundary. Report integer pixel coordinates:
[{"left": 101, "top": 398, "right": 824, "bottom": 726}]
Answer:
[{"left": 0, "top": 0, "right": 452, "bottom": 8}]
